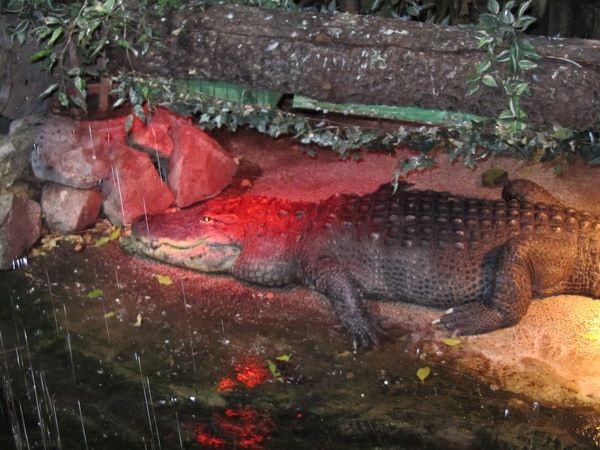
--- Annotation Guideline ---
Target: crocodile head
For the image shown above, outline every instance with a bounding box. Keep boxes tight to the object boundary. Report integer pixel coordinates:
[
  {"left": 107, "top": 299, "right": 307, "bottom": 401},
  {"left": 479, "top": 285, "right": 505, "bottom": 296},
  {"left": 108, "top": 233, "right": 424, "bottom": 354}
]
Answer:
[{"left": 122, "top": 197, "right": 244, "bottom": 273}]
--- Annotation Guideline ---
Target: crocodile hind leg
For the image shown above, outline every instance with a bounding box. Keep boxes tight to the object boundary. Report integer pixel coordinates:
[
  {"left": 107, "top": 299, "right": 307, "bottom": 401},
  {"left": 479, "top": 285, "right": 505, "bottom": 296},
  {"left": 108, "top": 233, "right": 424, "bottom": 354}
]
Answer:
[
  {"left": 308, "top": 259, "right": 382, "bottom": 348},
  {"left": 502, "top": 179, "right": 564, "bottom": 207},
  {"left": 439, "top": 240, "right": 533, "bottom": 335}
]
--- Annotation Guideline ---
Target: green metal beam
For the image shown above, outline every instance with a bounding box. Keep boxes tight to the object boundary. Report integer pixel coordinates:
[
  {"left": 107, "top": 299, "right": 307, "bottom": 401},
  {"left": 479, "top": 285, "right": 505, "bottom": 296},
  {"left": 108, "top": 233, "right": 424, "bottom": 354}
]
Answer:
[{"left": 292, "top": 95, "right": 484, "bottom": 127}]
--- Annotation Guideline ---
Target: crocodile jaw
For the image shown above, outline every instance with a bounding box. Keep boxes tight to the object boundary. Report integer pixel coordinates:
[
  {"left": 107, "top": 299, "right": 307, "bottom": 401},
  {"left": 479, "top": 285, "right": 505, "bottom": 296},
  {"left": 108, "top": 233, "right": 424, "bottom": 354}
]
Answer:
[{"left": 122, "top": 233, "right": 241, "bottom": 272}]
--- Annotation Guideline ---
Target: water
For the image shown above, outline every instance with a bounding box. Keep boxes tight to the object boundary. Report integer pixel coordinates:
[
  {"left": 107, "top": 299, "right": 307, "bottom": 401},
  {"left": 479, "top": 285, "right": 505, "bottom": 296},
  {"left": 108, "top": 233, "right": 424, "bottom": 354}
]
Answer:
[{"left": 0, "top": 241, "right": 598, "bottom": 449}]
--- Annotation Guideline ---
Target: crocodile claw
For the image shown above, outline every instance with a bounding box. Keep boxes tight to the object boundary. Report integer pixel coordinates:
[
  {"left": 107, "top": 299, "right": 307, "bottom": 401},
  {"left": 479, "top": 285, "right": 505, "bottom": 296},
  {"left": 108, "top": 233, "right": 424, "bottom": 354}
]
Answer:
[
  {"left": 347, "top": 315, "right": 385, "bottom": 349},
  {"left": 437, "top": 302, "right": 504, "bottom": 335}
]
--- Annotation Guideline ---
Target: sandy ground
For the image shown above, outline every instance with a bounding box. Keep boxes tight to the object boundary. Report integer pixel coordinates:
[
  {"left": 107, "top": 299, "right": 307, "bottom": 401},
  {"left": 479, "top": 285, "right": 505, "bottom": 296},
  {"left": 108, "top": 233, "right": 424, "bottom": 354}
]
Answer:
[{"left": 214, "top": 128, "right": 600, "bottom": 410}]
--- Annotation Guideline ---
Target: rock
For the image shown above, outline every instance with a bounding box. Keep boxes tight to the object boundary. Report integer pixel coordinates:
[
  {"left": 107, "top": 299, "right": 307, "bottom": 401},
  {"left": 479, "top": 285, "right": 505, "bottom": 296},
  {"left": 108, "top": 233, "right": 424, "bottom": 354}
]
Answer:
[
  {"left": 0, "top": 114, "right": 44, "bottom": 191},
  {"left": 31, "top": 115, "right": 111, "bottom": 188},
  {"left": 41, "top": 183, "right": 102, "bottom": 233},
  {"left": 0, "top": 193, "right": 41, "bottom": 270},
  {"left": 102, "top": 144, "right": 174, "bottom": 225},
  {"left": 78, "top": 115, "right": 130, "bottom": 152},
  {"left": 128, "top": 107, "right": 189, "bottom": 158},
  {"left": 168, "top": 124, "right": 237, "bottom": 207}
]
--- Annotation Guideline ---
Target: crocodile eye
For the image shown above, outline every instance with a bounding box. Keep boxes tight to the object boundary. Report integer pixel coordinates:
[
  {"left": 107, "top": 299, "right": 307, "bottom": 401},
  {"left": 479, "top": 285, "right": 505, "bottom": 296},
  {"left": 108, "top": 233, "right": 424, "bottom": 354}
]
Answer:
[{"left": 202, "top": 216, "right": 212, "bottom": 223}]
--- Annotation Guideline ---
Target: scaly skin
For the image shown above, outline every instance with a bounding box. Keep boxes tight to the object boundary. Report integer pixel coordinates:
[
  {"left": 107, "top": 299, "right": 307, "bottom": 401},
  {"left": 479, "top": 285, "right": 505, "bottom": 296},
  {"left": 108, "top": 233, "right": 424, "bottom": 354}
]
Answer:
[{"left": 122, "top": 180, "right": 600, "bottom": 348}]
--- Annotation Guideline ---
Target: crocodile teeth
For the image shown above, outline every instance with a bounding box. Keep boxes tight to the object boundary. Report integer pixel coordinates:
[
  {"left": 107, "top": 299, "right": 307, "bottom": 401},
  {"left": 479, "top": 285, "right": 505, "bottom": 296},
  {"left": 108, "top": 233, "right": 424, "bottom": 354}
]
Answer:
[
  {"left": 444, "top": 307, "right": 454, "bottom": 314},
  {"left": 431, "top": 318, "right": 441, "bottom": 325}
]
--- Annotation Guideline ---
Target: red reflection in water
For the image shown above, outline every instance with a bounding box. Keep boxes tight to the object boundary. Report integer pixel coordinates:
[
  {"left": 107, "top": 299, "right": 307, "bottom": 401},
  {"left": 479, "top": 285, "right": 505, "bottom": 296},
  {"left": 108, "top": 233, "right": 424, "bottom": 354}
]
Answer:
[
  {"left": 194, "top": 407, "right": 274, "bottom": 448},
  {"left": 234, "top": 360, "right": 271, "bottom": 389},
  {"left": 216, "top": 358, "right": 271, "bottom": 391},
  {"left": 216, "top": 377, "right": 236, "bottom": 392}
]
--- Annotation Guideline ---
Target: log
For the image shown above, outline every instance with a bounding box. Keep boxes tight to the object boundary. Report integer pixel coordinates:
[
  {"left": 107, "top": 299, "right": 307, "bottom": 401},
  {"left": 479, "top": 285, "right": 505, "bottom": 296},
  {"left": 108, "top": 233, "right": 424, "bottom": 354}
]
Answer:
[
  {"left": 113, "top": 5, "right": 600, "bottom": 129},
  {"left": 0, "top": 16, "right": 52, "bottom": 119}
]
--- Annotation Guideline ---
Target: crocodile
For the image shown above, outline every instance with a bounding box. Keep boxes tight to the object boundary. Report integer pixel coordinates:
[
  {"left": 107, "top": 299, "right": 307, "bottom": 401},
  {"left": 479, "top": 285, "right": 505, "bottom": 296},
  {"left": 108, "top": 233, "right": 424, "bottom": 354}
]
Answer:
[{"left": 122, "top": 179, "right": 600, "bottom": 348}]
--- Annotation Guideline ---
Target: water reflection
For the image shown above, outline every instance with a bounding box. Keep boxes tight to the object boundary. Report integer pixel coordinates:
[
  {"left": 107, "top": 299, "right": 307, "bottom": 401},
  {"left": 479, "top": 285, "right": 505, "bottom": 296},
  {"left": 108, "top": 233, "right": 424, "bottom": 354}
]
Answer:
[{"left": 0, "top": 241, "right": 598, "bottom": 449}]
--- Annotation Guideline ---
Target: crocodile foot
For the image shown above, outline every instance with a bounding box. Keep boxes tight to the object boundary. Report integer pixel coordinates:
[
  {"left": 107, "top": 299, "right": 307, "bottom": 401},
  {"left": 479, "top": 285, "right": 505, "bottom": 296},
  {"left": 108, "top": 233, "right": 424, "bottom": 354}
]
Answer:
[
  {"left": 344, "top": 314, "right": 385, "bottom": 349},
  {"left": 435, "top": 303, "right": 506, "bottom": 335}
]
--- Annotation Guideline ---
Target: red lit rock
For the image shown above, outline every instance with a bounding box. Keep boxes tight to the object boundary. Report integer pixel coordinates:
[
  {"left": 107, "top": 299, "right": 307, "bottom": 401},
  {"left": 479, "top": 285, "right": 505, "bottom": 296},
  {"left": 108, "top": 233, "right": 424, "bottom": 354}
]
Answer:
[
  {"left": 78, "top": 115, "right": 130, "bottom": 152},
  {"left": 41, "top": 183, "right": 102, "bottom": 233},
  {"left": 128, "top": 106, "right": 191, "bottom": 158},
  {"left": 168, "top": 124, "right": 237, "bottom": 207},
  {"left": 0, "top": 194, "right": 41, "bottom": 270},
  {"left": 102, "top": 144, "right": 174, "bottom": 225},
  {"left": 31, "top": 115, "right": 111, "bottom": 188}
]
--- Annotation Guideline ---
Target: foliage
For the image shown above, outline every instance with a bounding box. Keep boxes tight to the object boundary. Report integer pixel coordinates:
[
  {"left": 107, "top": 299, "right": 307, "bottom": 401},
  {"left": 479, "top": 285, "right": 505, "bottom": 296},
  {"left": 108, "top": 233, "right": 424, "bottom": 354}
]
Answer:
[
  {"left": 1, "top": 0, "right": 170, "bottom": 112},
  {"left": 117, "top": 74, "right": 600, "bottom": 189},
  {"left": 3, "top": 0, "right": 599, "bottom": 181},
  {"left": 468, "top": 0, "right": 540, "bottom": 136}
]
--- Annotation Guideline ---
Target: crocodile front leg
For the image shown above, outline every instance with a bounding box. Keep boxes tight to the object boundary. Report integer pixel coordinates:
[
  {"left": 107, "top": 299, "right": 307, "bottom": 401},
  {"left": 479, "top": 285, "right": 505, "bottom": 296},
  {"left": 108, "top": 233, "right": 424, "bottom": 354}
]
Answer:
[
  {"left": 439, "top": 240, "right": 533, "bottom": 335},
  {"left": 307, "top": 257, "right": 381, "bottom": 348}
]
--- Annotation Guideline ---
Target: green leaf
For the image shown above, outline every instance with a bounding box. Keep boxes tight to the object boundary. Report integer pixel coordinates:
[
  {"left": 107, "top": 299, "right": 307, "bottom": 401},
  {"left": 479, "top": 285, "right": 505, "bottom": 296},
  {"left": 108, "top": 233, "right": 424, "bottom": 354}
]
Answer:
[
  {"left": 30, "top": 48, "right": 51, "bottom": 62},
  {"left": 74, "top": 76, "right": 86, "bottom": 94},
  {"left": 38, "top": 83, "right": 58, "bottom": 99},
  {"left": 266, "top": 359, "right": 282, "bottom": 379},
  {"left": 275, "top": 353, "right": 292, "bottom": 362},
  {"left": 487, "top": 0, "right": 499, "bottom": 14},
  {"left": 509, "top": 48, "right": 519, "bottom": 73},
  {"left": 498, "top": 109, "right": 515, "bottom": 120},
  {"left": 553, "top": 127, "right": 574, "bottom": 141},
  {"left": 133, "top": 104, "right": 146, "bottom": 121},
  {"left": 42, "top": 16, "right": 63, "bottom": 26},
  {"left": 416, "top": 366, "right": 431, "bottom": 382},
  {"left": 466, "top": 83, "right": 480, "bottom": 96},
  {"left": 58, "top": 91, "right": 69, "bottom": 108},
  {"left": 33, "top": 26, "right": 52, "bottom": 42},
  {"left": 481, "top": 74, "right": 498, "bottom": 87},
  {"left": 509, "top": 97, "right": 519, "bottom": 117},
  {"left": 514, "top": 81, "right": 530, "bottom": 96},
  {"left": 124, "top": 114, "right": 134, "bottom": 132},
  {"left": 496, "top": 49, "right": 510, "bottom": 63},
  {"left": 112, "top": 97, "right": 126, "bottom": 109},
  {"left": 47, "top": 26, "right": 64, "bottom": 46},
  {"left": 518, "top": 40, "right": 536, "bottom": 54},
  {"left": 109, "top": 229, "right": 121, "bottom": 240},
  {"left": 502, "top": 9, "right": 515, "bottom": 25},
  {"left": 156, "top": 274, "right": 173, "bottom": 286},
  {"left": 102, "top": 0, "right": 116, "bottom": 13},
  {"left": 94, "top": 236, "right": 110, "bottom": 247},
  {"left": 518, "top": 59, "right": 537, "bottom": 71},
  {"left": 516, "top": 16, "right": 536, "bottom": 31},
  {"left": 517, "top": 0, "right": 532, "bottom": 19},
  {"left": 116, "top": 39, "right": 132, "bottom": 50},
  {"left": 475, "top": 59, "right": 492, "bottom": 75},
  {"left": 71, "top": 95, "right": 87, "bottom": 112},
  {"left": 441, "top": 337, "right": 462, "bottom": 346},
  {"left": 88, "top": 288, "right": 104, "bottom": 299}
]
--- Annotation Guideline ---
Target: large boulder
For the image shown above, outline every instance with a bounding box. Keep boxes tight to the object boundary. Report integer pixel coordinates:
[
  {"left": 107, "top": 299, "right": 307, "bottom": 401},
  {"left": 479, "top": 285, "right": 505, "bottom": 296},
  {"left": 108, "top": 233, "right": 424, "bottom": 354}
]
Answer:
[
  {"left": 0, "top": 193, "right": 41, "bottom": 270},
  {"left": 78, "top": 115, "right": 130, "bottom": 151},
  {"left": 168, "top": 124, "right": 237, "bottom": 207},
  {"left": 41, "top": 183, "right": 102, "bottom": 233},
  {"left": 31, "top": 115, "right": 111, "bottom": 188},
  {"left": 128, "top": 106, "right": 190, "bottom": 158},
  {"left": 102, "top": 144, "right": 174, "bottom": 225}
]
